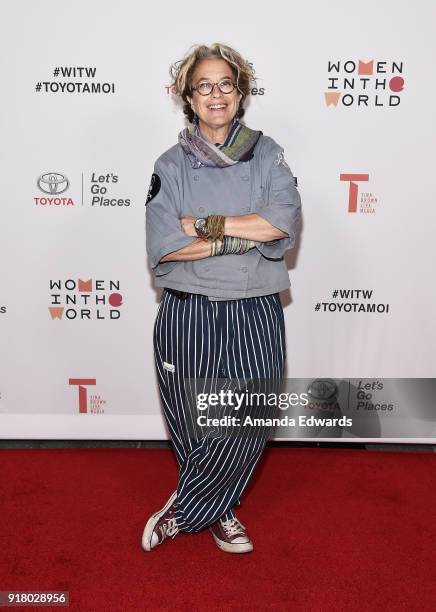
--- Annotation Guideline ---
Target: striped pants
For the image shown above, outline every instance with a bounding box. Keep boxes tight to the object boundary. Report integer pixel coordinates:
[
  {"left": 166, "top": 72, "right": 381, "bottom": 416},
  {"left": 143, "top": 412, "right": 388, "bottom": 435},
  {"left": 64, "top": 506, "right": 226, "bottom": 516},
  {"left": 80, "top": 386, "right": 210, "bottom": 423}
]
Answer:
[{"left": 153, "top": 289, "right": 286, "bottom": 533}]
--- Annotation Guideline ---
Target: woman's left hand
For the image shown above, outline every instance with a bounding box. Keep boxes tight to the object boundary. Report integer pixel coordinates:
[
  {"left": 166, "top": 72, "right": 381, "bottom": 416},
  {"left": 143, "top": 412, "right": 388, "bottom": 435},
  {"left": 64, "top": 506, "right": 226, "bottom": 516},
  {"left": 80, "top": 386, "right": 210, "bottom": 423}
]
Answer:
[{"left": 180, "top": 216, "right": 197, "bottom": 237}]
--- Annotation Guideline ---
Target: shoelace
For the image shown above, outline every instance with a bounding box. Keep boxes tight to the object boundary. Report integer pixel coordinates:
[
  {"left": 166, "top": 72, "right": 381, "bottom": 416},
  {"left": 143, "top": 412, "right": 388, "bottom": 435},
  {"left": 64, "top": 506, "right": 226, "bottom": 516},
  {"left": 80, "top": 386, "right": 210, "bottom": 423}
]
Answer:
[
  {"left": 220, "top": 518, "right": 246, "bottom": 537},
  {"left": 159, "top": 516, "right": 178, "bottom": 539}
]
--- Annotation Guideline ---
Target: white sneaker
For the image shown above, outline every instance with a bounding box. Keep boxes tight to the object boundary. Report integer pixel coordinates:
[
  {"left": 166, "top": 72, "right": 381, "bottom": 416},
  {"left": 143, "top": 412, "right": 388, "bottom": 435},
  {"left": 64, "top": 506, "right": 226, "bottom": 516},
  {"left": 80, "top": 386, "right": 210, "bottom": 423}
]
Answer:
[
  {"left": 209, "top": 516, "right": 253, "bottom": 553},
  {"left": 141, "top": 491, "right": 178, "bottom": 551}
]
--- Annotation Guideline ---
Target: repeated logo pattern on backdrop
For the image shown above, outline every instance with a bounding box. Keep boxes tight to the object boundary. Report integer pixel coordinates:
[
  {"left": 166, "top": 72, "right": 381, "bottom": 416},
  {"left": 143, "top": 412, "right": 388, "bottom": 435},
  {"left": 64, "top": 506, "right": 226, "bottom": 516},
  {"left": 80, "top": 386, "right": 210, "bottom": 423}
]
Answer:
[
  {"left": 34, "top": 173, "right": 131, "bottom": 207},
  {"left": 1, "top": 2, "right": 434, "bottom": 440},
  {"left": 48, "top": 279, "right": 123, "bottom": 320},
  {"left": 325, "top": 59, "right": 404, "bottom": 107}
]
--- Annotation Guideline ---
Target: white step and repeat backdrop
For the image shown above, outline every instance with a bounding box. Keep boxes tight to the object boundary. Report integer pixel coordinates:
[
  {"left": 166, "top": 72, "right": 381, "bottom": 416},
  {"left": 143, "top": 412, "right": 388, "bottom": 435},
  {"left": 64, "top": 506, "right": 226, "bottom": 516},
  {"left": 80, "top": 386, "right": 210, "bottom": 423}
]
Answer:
[{"left": 1, "top": 0, "right": 435, "bottom": 441}]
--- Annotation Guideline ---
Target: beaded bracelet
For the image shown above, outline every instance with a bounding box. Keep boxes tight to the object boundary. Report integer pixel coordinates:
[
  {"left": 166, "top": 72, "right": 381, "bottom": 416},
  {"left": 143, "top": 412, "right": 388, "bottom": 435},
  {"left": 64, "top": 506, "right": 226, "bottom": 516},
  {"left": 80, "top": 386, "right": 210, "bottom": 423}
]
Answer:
[
  {"left": 210, "top": 238, "right": 222, "bottom": 257},
  {"left": 210, "top": 236, "right": 256, "bottom": 257},
  {"left": 222, "top": 236, "right": 255, "bottom": 255}
]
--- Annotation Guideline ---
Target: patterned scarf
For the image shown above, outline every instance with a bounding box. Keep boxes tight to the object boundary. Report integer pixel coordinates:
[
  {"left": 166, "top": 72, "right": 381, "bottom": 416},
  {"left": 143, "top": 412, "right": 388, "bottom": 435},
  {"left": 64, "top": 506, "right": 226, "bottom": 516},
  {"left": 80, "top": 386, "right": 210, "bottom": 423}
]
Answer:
[{"left": 179, "top": 116, "right": 262, "bottom": 168}]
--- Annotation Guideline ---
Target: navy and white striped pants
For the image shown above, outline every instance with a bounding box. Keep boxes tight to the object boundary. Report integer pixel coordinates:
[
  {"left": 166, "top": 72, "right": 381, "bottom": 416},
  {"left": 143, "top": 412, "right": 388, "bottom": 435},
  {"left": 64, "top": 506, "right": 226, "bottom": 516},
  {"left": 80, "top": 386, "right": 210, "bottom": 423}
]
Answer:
[{"left": 153, "top": 289, "right": 286, "bottom": 533}]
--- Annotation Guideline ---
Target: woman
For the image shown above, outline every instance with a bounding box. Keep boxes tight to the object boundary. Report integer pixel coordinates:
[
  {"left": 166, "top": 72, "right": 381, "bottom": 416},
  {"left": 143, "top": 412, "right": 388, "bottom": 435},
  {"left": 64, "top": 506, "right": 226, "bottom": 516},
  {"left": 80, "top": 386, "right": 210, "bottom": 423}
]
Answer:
[{"left": 142, "top": 43, "right": 301, "bottom": 554}]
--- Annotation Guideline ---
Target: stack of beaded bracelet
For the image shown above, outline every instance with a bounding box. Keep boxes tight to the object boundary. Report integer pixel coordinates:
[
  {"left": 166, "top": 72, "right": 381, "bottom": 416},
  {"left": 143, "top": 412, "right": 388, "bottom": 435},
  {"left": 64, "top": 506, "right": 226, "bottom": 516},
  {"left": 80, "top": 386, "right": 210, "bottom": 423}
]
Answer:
[
  {"left": 210, "top": 235, "right": 256, "bottom": 257},
  {"left": 221, "top": 235, "right": 255, "bottom": 255}
]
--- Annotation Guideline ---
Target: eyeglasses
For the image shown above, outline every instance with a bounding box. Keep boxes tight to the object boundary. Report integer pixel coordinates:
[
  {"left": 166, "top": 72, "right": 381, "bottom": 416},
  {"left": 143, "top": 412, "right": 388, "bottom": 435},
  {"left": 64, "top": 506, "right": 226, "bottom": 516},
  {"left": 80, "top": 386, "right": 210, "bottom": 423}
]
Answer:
[{"left": 191, "top": 79, "right": 236, "bottom": 96}]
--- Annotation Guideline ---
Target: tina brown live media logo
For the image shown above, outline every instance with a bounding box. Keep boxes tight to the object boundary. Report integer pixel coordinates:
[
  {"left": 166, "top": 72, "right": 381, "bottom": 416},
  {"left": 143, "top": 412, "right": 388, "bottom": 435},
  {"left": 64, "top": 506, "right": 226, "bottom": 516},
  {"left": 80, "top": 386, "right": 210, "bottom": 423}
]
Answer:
[
  {"left": 69, "top": 378, "right": 106, "bottom": 414},
  {"left": 340, "top": 173, "right": 378, "bottom": 214}
]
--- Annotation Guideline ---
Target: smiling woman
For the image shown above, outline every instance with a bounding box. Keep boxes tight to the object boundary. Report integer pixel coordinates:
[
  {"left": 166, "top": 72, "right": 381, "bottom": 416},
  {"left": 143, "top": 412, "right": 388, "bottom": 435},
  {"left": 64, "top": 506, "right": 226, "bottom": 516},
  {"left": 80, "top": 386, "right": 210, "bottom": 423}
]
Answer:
[
  {"left": 171, "top": 43, "right": 253, "bottom": 130},
  {"left": 143, "top": 42, "right": 302, "bottom": 556},
  {"left": 184, "top": 58, "right": 243, "bottom": 144}
]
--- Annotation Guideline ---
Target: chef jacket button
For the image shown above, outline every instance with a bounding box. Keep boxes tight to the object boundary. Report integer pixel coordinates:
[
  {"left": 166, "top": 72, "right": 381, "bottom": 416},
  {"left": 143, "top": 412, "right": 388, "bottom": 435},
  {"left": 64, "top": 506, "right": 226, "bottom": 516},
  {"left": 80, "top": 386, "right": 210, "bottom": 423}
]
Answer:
[
  {"left": 198, "top": 206, "right": 205, "bottom": 212},
  {"left": 241, "top": 175, "right": 249, "bottom": 181},
  {"left": 193, "top": 174, "right": 199, "bottom": 181},
  {"left": 241, "top": 266, "right": 248, "bottom": 273}
]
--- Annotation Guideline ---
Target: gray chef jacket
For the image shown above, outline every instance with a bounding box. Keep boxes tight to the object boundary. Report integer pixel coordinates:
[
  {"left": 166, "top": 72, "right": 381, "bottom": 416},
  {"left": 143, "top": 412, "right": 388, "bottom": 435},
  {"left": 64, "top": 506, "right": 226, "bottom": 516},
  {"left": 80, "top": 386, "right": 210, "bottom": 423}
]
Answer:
[{"left": 145, "top": 133, "right": 302, "bottom": 300}]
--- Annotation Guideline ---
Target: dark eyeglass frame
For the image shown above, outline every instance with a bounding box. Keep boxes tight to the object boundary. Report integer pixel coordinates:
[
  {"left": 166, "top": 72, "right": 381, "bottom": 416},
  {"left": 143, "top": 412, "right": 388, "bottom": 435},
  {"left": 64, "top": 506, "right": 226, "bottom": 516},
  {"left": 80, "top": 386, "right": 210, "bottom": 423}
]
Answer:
[{"left": 191, "top": 79, "right": 236, "bottom": 96}]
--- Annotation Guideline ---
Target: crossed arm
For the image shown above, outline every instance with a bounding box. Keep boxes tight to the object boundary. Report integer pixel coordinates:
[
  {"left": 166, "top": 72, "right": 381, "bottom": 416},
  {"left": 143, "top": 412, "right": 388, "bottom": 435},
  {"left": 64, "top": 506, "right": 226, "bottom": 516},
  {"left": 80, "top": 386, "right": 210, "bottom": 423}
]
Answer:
[{"left": 159, "top": 214, "right": 289, "bottom": 263}]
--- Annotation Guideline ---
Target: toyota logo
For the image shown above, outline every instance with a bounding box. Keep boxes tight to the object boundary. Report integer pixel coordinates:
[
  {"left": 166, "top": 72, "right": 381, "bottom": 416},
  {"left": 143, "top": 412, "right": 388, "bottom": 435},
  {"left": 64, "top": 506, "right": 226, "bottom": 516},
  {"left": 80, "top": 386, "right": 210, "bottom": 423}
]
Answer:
[
  {"left": 307, "top": 379, "right": 338, "bottom": 401},
  {"left": 37, "top": 172, "right": 70, "bottom": 194}
]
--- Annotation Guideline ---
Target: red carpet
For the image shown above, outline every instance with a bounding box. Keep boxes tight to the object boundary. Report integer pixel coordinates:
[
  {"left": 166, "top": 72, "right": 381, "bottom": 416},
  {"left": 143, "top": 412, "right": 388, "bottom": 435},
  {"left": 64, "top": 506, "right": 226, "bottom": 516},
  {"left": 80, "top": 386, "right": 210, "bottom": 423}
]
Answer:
[{"left": 1, "top": 447, "right": 435, "bottom": 611}]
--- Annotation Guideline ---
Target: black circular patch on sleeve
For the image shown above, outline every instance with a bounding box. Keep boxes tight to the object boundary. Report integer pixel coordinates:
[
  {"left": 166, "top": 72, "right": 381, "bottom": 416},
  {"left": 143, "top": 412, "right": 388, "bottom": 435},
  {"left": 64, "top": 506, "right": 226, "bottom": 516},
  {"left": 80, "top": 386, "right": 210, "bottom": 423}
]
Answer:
[{"left": 145, "top": 173, "right": 161, "bottom": 206}]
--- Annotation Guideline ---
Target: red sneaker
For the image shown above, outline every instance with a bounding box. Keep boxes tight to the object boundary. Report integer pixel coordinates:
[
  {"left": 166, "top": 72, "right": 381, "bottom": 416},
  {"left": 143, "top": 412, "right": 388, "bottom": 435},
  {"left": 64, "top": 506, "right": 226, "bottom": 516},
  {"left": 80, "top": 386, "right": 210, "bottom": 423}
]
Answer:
[
  {"left": 141, "top": 491, "right": 178, "bottom": 551},
  {"left": 209, "top": 516, "right": 253, "bottom": 553}
]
